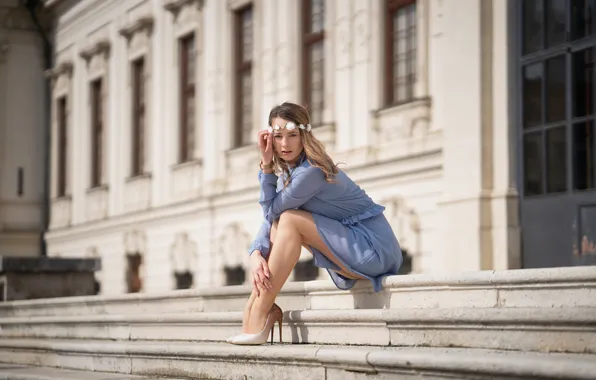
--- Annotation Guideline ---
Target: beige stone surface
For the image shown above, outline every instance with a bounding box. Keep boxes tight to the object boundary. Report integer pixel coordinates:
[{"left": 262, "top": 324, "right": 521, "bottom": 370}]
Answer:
[
  {"left": 1, "top": 340, "right": 595, "bottom": 380},
  {"left": 1, "top": 306, "right": 595, "bottom": 353}
]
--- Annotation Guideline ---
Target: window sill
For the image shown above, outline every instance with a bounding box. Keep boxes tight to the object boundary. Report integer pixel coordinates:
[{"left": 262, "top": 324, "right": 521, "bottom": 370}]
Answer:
[
  {"left": 170, "top": 158, "right": 203, "bottom": 171},
  {"left": 51, "top": 194, "right": 72, "bottom": 202},
  {"left": 373, "top": 97, "right": 431, "bottom": 117},
  {"left": 126, "top": 172, "right": 152, "bottom": 183},
  {"left": 86, "top": 184, "right": 109, "bottom": 194}
]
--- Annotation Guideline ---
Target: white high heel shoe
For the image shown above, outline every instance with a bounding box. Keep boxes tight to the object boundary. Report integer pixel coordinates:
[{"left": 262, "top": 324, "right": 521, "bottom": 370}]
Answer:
[{"left": 228, "top": 304, "right": 283, "bottom": 345}]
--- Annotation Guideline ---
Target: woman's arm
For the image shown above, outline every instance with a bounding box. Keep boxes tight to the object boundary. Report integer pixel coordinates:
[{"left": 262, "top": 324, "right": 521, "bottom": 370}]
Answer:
[
  {"left": 258, "top": 166, "right": 325, "bottom": 222},
  {"left": 248, "top": 218, "right": 272, "bottom": 258}
]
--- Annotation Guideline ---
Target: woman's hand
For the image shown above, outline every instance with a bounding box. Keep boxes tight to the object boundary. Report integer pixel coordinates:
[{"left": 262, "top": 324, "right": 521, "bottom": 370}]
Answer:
[
  {"left": 250, "top": 250, "right": 272, "bottom": 295},
  {"left": 257, "top": 130, "right": 273, "bottom": 165}
]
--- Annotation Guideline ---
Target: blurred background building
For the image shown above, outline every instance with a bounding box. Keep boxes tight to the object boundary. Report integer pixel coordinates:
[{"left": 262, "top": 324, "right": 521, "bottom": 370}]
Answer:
[{"left": 1, "top": 0, "right": 595, "bottom": 296}]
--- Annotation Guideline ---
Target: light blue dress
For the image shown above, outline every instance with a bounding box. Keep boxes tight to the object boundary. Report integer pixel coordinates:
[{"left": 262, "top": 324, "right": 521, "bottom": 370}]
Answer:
[{"left": 248, "top": 154, "right": 403, "bottom": 292}]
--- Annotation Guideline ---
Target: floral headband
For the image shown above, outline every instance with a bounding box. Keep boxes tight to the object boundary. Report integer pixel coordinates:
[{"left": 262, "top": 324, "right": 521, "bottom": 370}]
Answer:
[{"left": 266, "top": 122, "right": 312, "bottom": 133}]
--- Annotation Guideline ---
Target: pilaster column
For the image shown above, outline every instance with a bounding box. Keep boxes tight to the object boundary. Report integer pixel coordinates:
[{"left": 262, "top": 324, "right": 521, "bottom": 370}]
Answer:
[
  {"left": 333, "top": 0, "right": 352, "bottom": 152},
  {"left": 436, "top": 0, "right": 494, "bottom": 272}
]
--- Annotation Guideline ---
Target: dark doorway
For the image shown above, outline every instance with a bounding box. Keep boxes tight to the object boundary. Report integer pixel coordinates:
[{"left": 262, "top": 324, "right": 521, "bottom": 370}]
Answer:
[{"left": 518, "top": 0, "right": 596, "bottom": 268}]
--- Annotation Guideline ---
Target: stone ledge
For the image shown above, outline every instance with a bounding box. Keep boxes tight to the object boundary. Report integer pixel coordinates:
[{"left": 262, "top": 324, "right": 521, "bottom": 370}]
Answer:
[
  {"left": 1, "top": 340, "right": 595, "bottom": 380},
  {"left": 0, "top": 363, "right": 170, "bottom": 380},
  {"left": 1, "top": 307, "right": 595, "bottom": 353},
  {"left": 1, "top": 266, "right": 595, "bottom": 317}
]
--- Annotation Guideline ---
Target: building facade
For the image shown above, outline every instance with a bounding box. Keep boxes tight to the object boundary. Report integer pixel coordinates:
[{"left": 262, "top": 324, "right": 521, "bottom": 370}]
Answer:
[
  {"left": 0, "top": 0, "right": 49, "bottom": 257},
  {"left": 42, "top": 0, "right": 595, "bottom": 296}
]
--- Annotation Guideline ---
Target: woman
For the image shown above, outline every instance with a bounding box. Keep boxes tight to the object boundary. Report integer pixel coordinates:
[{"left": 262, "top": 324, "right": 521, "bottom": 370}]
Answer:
[{"left": 227, "top": 102, "right": 403, "bottom": 345}]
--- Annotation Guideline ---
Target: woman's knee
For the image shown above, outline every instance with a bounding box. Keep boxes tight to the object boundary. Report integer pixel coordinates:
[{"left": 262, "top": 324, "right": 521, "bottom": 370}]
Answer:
[{"left": 278, "top": 209, "right": 306, "bottom": 228}]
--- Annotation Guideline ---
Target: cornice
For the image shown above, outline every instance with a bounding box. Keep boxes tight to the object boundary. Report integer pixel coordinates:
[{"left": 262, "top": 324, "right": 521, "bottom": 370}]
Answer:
[
  {"left": 79, "top": 39, "right": 111, "bottom": 61},
  {"left": 118, "top": 15, "right": 154, "bottom": 39},
  {"left": 164, "top": 0, "right": 204, "bottom": 13},
  {"left": 45, "top": 60, "right": 74, "bottom": 79}
]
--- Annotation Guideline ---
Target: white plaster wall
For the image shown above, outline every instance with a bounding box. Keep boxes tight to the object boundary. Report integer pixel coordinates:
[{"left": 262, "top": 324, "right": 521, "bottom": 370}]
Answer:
[{"left": 43, "top": 0, "right": 520, "bottom": 295}]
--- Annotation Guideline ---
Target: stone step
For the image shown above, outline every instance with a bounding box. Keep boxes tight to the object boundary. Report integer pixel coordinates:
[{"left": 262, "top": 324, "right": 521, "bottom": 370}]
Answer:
[
  {"left": 0, "top": 363, "right": 186, "bottom": 380},
  {"left": 0, "top": 339, "right": 595, "bottom": 380},
  {"left": 1, "top": 307, "right": 594, "bottom": 354},
  {"left": 1, "top": 266, "right": 595, "bottom": 318}
]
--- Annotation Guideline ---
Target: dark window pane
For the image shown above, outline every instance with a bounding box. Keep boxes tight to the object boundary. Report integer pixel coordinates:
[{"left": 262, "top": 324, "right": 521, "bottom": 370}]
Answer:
[
  {"left": 546, "top": 126, "right": 568, "bottom": 192},
  {"left": 572, "top": 0, "right": 595, "bottom": 40},
  {"left": 241, "top": 72, "right": 252, "bottom": 145},
  {"left": 224, "top": 265, "right": 245, "bottom": 286},
  {"left": 546, "top": 0, "right": 567, "bottom": 47},
  {"left": 523, "top": 63, "right": 543, "bottom": 128},
  {"left": 242, "top": 8, "right": 253, "bottom": 63},
  {"left": 546, "top": 55, "right": 566, "bottom": 123},
  {"left": 389, "top": 3, "right": 416, "bottom": 104},
  {"left": 57, "top": 97, "right": 68, "bottom": 197},
  {"left": 186, "top": 94, "right": 195, "bottom": 158},
  {"left": 91, "top": 78, "right": 103, "bottom": 187},
  {"left": 573, "top": 48, "right": 594, "bottom": 117},
  {"left": 523, "top": 0, "right": 544, "bottom": 54},
  {"left": 573, "top": 121, "right": 595, "bottom": 189},
  {"left": 186, "top": 36, "right": 195, "bottom": 85},
  {"left": 310, "top": 0, "right": 325, "bottom": 34},
  {"left": 524, "top": 131, "right": 544, "bottom": 195},
  {"left": 308, "top": 41, "right": 324, "bottom": 125}
]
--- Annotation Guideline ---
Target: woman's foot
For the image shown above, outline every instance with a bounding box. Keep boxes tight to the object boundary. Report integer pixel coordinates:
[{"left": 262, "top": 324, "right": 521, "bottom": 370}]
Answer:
[
  {"left": 229, "top": 303, "right": 283, "bottom": 345},
  {"left": 226, "top": 303, "right": 282, "bottom": 344}
]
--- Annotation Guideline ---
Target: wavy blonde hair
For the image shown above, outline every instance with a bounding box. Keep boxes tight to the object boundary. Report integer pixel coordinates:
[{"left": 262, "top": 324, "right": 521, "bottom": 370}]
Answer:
[{"left": 268, "top": 102, "right": 338, "bottom": 187}]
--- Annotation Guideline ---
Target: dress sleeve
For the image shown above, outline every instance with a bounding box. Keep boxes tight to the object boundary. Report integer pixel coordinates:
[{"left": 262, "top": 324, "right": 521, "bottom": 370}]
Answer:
[
  {"left": 248, "top": 218, "right": 272, "bottom": 258},
  {"left": 258, "top": 166, "right": 326, "bottom": 222}
]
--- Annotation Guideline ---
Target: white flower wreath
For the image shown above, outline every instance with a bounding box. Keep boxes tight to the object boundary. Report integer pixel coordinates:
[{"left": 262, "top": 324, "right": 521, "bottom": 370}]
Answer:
[{"left": 266, "top": 123, "right": 312, "bottom": 133}]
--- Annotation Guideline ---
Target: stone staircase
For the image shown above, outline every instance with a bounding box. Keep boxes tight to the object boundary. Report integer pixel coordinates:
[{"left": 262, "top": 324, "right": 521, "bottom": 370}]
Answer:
[{"left": 0, "top": 266, "right": 595, "bottom": 379}]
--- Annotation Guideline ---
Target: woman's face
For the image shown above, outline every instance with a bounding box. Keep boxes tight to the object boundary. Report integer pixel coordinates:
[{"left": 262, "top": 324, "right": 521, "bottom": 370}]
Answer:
[{"left": 271, "top": 117, "right": 304, "bottom": 164}]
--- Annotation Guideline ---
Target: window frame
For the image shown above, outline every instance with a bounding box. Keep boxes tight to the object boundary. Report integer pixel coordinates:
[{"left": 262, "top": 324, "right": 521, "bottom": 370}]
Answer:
[
  {"left": 90, "top": 78, "right": 104, "bottom": 188},
  {"left": 233, "top": 3, "right": 254, "bottom": 148},
  {"left": 56, "top": 95, "right": 68, "bottom": 197},
  {"left": 179, "top": 33, "right": 196, "bottom": 163},
  {"left": 384, "top": 0, "right": 417, "bottom": 107},
  {"left": 301, "top": 0, "right": 325, "bottom": 125},
  {"left": 131, "top": 57, "right": 146, "bottom": 176}
]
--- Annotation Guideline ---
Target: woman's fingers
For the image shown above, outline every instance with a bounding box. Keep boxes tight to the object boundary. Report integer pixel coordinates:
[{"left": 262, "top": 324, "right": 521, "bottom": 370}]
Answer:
[
  {"left": 261, "top": 261, "right": 270, "bottom": 279},
  {"left": 265, "top": 133, "right": 272, "bottom": 152},
  {"left": 255, "top": 269, "right": 272, "bottom": 291}
]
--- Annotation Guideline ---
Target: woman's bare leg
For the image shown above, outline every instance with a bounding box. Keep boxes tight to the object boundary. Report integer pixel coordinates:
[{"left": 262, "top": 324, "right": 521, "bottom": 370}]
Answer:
[
  {"left": 247, "top": 210, "right": 364, "bottom": 333},
  {"left": 242, "top": 220, "right": 278, "bottom": 333}
]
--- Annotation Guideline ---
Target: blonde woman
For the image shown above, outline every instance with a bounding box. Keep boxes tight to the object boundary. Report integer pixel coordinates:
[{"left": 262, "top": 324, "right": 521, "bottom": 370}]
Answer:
[{"left": 227, "top": 102, "right": 403, "bottom": 345}]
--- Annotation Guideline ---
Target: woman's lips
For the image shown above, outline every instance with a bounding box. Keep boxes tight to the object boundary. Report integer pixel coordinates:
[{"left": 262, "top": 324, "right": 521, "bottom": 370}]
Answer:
[{"left": 281, "top": 150, "right": 292, "bottom": 155}]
